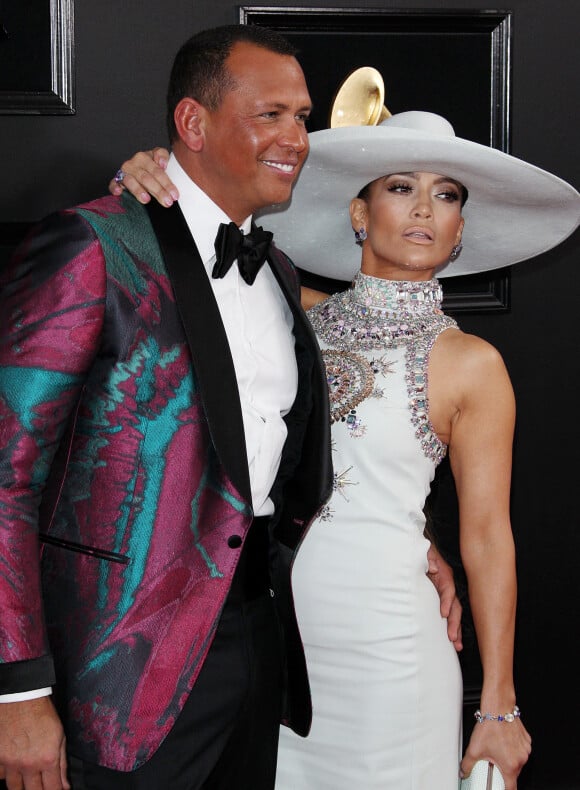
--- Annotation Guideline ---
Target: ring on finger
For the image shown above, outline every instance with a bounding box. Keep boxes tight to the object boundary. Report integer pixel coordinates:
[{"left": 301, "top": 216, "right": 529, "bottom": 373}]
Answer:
[{"left": 114, "top": 168, "right": 126, "bottom": 184}]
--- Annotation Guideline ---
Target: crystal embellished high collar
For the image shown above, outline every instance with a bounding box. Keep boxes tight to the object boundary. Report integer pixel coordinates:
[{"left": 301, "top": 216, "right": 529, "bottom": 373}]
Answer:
[
  {"left": 308, "top": 272, "right": 456, "bottom": 352},
  {"left": 350, "top": 271, "right": 444, "bottom": 312}
]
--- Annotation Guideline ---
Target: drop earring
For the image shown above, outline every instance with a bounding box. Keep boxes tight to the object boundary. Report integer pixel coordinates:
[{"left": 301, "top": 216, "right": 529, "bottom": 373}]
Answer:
[
  {"left": 354, "top": 227, "right": 368, "bottom": 246},
  {"left": 449, "top": 242, "right": 463, "bottom": 261}
]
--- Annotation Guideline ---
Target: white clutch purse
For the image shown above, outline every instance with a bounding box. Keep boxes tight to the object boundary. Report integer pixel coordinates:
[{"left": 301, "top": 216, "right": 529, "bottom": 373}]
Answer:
[{"left": 459, "top": 761, "right": 505, "bottom": 790}]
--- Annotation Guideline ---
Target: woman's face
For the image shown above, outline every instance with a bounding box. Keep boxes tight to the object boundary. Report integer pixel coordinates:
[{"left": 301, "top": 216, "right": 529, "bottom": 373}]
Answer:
[{"left": 350, "top": 171, "right": 465, "bottom": 281}]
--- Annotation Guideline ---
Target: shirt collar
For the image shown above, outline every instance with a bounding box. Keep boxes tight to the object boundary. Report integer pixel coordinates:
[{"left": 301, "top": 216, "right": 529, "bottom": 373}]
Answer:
[{"left": 166, "top": 154, "right": 252, "bottom": 266}]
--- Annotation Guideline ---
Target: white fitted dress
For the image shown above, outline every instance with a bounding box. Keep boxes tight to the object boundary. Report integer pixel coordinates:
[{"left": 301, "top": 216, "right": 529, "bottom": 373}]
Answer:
[{"left": 275, "top": 273, "right": 463, "bottom": 790}]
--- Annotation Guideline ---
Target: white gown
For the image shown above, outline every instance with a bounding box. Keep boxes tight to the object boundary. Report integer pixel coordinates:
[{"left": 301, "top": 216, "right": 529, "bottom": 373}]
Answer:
[{"left": 276, "top": 274, "right": 463, "bottom": 790}]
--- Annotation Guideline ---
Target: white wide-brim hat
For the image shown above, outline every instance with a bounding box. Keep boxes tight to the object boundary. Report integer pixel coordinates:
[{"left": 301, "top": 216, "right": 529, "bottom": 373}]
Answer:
[{"left": 257, "top": 111, "right": 580, "bottom": 279}]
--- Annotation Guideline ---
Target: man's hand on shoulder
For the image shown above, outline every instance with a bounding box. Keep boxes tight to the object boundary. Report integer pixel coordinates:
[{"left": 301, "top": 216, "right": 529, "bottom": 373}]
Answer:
[{"left": 0, "top": 696, "right": 69, "bottom": 789}]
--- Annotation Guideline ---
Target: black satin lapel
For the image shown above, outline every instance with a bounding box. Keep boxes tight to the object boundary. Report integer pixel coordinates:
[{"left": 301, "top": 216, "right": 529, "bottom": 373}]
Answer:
[
  {"left": 265, "top": 250, "right": 318, "bottom": 356},
  {"left": 146, "top": 201, "right": 251, "bottom": 504},
  {"left": 266, "top": 251, "right": 333, "bottom": 512}
]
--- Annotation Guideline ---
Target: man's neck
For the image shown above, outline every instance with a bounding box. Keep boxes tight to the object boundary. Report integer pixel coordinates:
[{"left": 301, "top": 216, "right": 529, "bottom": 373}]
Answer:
[{"left": 173, "top": 145, "right": 248, "bottom": 226}]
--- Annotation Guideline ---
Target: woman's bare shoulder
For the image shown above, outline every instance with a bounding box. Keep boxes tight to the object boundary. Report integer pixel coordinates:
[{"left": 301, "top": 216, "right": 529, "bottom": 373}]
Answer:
[
  {"left": 431, "top": 328, "right": 513, "bottom": 412},
  {"left": 434, "top": 327, "right": 507, "bottom": 374}
]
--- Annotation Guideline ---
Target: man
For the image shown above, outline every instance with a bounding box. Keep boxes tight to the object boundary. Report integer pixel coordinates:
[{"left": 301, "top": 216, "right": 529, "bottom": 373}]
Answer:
[
  {"left": 0, "top": 25, "right": 331, "bottom": 790},
  {"left": 0, "top": 23, "right": 459, "bottom": 790}
]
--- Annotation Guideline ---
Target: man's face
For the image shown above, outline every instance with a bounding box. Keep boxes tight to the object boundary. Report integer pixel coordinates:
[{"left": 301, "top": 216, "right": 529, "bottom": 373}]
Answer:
[{"left": 198, "top": 42, "right": 312, "bottom": 223}]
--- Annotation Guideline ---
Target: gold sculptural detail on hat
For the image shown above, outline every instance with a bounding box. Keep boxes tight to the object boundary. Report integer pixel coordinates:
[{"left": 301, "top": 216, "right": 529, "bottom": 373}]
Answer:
[{"left": 329, "top": 67, "right": 392, "bottom": 128}]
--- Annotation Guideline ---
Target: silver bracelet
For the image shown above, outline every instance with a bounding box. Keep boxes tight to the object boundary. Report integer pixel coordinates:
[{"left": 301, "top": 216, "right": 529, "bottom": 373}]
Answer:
[{"left": 474, "top": 705, "right": 520, "bottom": 724}]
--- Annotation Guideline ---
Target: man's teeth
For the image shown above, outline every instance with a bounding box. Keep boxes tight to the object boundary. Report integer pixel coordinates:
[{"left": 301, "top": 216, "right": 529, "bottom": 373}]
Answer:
[{"left": 265, "top": 161, "right": 294, "bottom": 172}]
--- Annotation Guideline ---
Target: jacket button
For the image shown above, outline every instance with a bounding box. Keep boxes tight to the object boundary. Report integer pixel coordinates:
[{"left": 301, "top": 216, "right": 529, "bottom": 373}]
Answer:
[{"left": 228, "top": 535, "right": 242, "bottom": 549}]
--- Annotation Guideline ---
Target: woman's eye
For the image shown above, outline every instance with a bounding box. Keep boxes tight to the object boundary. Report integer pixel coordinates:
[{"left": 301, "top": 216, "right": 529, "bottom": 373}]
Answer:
[
  {"left": 388, "top": 183, "right": 413, "bottom": 194},
  {"left": 437, "top": 190, "right": 460, "bottom": 202}
]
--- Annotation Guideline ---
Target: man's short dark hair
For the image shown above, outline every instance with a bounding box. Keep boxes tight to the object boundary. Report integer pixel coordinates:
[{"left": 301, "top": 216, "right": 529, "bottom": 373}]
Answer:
[{"left": 166, "top": 25, "right": 298, "bottom": 142}]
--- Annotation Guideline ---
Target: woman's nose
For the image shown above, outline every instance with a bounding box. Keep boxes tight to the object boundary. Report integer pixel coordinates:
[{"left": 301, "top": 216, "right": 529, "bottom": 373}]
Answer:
[{"left": 411, "top": 200, "right": 433, "bottom": 218}]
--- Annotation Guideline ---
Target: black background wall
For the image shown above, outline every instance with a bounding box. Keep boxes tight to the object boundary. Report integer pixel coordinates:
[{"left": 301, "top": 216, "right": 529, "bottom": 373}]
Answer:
[{"left": 1, "top": 2, "right": 578, "bottom": 788}]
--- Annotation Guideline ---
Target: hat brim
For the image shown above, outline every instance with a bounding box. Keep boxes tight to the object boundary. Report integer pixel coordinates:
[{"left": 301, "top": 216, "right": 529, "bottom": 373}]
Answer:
[{"left": 256, "top": 125, "right": 580, "bottom": 280}]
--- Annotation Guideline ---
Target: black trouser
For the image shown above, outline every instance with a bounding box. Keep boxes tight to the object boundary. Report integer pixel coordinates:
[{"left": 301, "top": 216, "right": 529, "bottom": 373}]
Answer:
[{"left": 69, "top": 518, "right": 282, "bottom": 790}]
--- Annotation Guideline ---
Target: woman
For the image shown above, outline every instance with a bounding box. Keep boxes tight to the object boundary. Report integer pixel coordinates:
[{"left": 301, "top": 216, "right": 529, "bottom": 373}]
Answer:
[{"left": 110, "top": 111, "right": 579, "bottom": 788}]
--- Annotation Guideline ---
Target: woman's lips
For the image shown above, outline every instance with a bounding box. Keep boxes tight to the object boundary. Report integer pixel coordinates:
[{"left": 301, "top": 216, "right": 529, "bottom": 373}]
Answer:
[{"left": 403, "top": 227, "right": 434, "bottom": 242}]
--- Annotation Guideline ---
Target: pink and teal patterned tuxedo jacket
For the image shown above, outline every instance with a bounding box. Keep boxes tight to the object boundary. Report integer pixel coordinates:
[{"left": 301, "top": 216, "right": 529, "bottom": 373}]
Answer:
[{"left": 0, "top": 193, "right": 332, "bottom": 771}]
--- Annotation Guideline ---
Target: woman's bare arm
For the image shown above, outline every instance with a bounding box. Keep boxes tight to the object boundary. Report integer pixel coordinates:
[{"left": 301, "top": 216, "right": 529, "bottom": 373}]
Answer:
[{"left": 444, "top": 334, "right": 531, "bottom": 788}]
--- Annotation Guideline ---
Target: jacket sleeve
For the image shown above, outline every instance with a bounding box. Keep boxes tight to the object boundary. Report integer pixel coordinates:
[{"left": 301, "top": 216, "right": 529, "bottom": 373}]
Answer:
[{"left": 0, "top": 209, "right": 106, "bottom": 690}]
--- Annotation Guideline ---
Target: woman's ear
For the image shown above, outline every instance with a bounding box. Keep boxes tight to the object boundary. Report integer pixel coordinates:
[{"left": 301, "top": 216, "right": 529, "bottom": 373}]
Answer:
[
  {"left": 350, "top": 197, "right": 368, "bottom": 231},
  {"left": 455, "top": 217, "right": 465, "bottom": 246},
  {"left": 173, "top": 98, "right": 206, "bottom": 153}
]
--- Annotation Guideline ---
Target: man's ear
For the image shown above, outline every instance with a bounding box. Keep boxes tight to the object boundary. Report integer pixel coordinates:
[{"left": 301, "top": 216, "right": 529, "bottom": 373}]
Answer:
[
  {"left": 173, "top": 98, "right": 206, "bottom": 153},
  {"left": 350, "top": 197, "right": 368, "bottom": 231}
]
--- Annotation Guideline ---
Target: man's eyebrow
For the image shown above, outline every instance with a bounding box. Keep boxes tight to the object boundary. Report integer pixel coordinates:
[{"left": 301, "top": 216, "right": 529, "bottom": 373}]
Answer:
[{"left": 256, "top": 101, "right": 313, "bottom": 112}]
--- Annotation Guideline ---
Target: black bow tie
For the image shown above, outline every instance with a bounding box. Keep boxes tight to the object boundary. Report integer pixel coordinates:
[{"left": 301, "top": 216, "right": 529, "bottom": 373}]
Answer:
[{"left": 212, "top": 222, "right": 273, "bottom": 286}]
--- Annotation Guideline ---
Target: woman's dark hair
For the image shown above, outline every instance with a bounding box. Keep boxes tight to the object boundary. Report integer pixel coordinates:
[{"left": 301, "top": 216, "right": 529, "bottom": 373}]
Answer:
[
  {"left": 357, "top": 178, "right": 469, "bottom": 207},
  {"left": 166, "top": 25, "right": 298, "bottom": 142}
]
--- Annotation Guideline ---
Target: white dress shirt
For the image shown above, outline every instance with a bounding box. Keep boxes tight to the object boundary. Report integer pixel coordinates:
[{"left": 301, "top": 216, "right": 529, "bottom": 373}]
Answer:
[
  {"left": 167, "top": 154, "right": 298, "bottom": 515},
  {"left": 0, "top": 154, "right": 298, "bottom": 703}
]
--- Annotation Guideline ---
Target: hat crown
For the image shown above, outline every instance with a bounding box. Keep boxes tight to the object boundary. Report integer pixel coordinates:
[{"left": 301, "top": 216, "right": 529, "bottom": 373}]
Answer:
[{"left": 379, "top": 110, "right": 456, "bottom": 138}]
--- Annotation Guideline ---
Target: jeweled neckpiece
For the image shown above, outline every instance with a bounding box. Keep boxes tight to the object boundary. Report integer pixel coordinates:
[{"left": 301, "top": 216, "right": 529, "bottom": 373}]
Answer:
[{"left": 308, "top": 271, "right": 456, "bottom": 351}]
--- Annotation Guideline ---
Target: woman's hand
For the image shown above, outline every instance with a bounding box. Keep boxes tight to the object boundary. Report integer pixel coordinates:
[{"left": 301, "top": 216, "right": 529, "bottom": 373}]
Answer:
[
  {"left": 460, "top": 715, "right": 532, "bottom": 789},
  {"left": 108, "top": 147, "right": 178, "bottom": 207}
]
